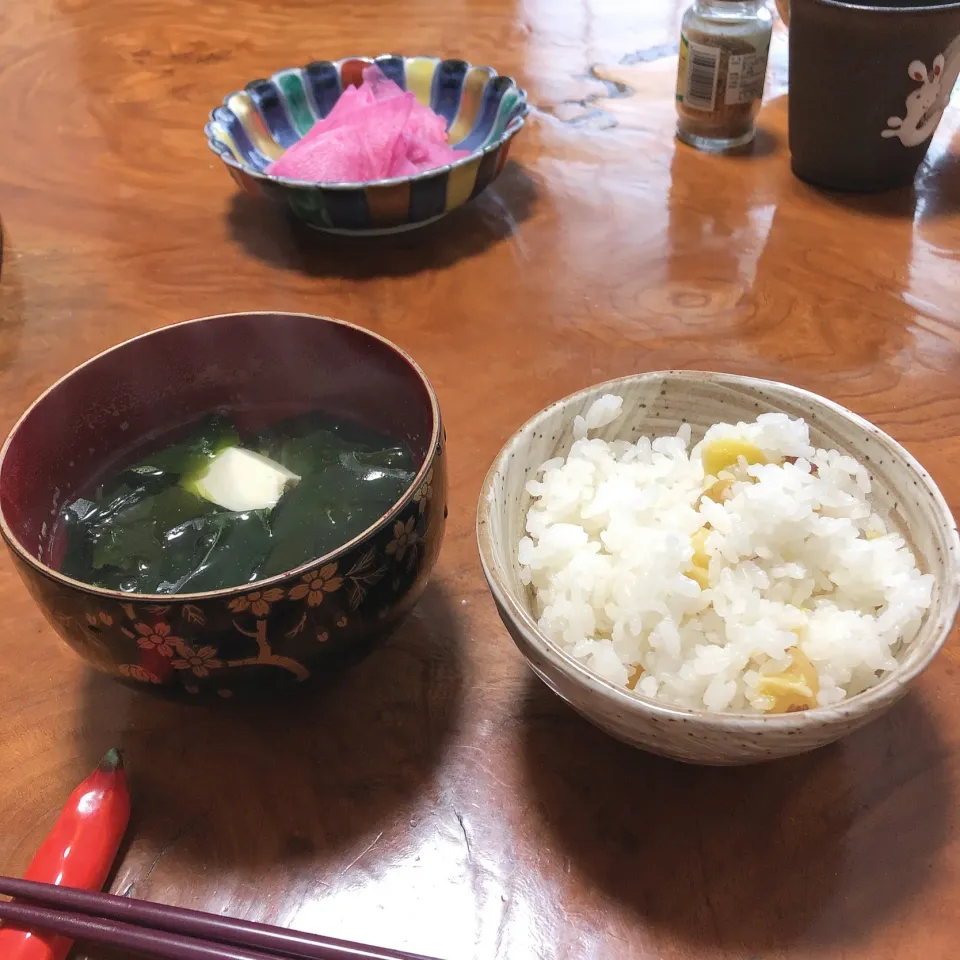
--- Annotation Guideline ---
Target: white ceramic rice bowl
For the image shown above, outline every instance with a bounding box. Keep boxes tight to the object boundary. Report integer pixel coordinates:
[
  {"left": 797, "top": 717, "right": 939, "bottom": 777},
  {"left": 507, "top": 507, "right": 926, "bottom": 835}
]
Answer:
[{"left": 476, "top": 371, "right": 960, "bottom": 765}]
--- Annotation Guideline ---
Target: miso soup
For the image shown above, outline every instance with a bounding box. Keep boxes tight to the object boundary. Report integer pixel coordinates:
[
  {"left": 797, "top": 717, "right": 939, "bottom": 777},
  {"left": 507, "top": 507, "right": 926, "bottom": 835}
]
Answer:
[{"left": 57, "top": 411, "right": 417, "bottom": 594}]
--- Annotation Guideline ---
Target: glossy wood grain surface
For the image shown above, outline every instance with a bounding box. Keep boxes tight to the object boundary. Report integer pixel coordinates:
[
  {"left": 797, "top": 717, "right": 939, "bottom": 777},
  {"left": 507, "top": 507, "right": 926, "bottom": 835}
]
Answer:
[{"left": 1, "top": 2, "right": 958, "bottom": 958}]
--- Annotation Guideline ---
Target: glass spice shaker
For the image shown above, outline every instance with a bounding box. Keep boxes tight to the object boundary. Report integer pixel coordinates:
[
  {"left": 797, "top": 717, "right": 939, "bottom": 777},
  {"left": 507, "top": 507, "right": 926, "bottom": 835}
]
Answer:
[{"left": 675, "top": 0, "right": 773, "bottom": 152}]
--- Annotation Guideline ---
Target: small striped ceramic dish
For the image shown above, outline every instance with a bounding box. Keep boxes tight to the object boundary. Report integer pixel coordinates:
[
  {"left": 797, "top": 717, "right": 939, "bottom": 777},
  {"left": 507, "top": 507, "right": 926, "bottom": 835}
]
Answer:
[{"left": 205, "top": 54, "right": 529, "bottom": 235}]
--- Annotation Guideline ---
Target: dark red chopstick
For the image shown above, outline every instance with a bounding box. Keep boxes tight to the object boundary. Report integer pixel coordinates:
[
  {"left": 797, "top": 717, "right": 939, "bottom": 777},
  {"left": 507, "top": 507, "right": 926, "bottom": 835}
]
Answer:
[
  {"left": 0, "top": 875, "right": 439, "bottom": 960},
  {"left": 0, "top": 899, "right": 277, "bottom": 960}
]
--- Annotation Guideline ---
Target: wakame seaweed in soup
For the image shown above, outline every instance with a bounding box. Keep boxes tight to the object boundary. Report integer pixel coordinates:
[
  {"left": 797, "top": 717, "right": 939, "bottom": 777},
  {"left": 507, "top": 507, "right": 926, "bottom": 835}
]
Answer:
[{"left": 57, "top": 412, "right": 418, "bottom": 594}]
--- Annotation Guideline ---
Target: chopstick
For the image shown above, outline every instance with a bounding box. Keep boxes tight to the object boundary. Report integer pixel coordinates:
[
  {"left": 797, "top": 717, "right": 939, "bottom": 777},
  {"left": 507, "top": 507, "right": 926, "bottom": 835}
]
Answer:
[
  {"left": 0, "top": 876, "right": 440, "bottom": 960},
  {"left": 0, "top": 899, "right": 276, "bottom": 960}
]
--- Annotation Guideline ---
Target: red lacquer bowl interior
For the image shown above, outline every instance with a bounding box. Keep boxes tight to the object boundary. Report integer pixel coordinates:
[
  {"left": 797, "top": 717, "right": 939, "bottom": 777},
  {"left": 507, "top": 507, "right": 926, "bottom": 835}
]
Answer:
[{"left": 0, "top": 312, "right": 438, "bottom": 581}]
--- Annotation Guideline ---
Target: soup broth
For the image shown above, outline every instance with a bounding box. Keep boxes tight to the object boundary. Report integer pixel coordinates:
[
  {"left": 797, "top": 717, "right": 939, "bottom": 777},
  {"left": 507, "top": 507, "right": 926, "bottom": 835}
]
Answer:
[{"left": 57, "top": 411, "right": 417, "bottom": 594}]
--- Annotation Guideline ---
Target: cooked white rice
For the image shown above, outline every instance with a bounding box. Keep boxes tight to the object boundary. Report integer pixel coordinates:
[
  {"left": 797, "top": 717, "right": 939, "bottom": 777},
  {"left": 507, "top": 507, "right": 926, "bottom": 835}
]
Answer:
[{"left": 518, "top": 396, "right": 934, "bottom": 713}]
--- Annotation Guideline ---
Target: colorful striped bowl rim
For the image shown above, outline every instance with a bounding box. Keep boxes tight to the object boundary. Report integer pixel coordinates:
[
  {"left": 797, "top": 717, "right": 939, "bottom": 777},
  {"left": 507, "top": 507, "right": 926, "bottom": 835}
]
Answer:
[{"left": 205, "top": 54, "right": 530, "bottom": 191}]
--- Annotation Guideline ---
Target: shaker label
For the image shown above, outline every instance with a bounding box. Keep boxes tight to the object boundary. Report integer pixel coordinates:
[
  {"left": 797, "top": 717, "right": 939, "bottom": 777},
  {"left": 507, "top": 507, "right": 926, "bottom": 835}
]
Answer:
[
  {"left": 725, "top": 48, "right": 769, "bottom": 106},
  {"left": 679, "top": 36, "right": 720, "bottom": 112}
]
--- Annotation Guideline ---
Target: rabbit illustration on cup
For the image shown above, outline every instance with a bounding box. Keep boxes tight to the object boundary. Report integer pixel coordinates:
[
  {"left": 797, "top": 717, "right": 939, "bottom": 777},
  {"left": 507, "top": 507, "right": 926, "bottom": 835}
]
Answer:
[{"left": 883, "top": 41, "right": 960, "bottom": 147}]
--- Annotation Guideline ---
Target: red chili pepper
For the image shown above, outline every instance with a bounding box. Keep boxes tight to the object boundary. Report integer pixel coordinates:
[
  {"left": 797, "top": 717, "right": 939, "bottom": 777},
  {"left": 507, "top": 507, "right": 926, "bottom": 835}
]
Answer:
[{"left": 0, "top": 748, "right": 131, "bottom": 960}]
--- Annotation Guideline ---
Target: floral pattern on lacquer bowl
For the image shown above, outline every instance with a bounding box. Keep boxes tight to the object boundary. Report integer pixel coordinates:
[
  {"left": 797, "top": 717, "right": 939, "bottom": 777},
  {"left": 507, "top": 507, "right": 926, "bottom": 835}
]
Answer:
[{"left": 0, "top": 312, "right": 447, "bottom": 699}]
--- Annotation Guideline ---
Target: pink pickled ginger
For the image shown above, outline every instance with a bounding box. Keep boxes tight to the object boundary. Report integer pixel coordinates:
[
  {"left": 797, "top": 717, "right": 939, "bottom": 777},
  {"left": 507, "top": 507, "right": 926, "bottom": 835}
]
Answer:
[{"left": 266, "top": 65, "right": 469, "bottom": 183}]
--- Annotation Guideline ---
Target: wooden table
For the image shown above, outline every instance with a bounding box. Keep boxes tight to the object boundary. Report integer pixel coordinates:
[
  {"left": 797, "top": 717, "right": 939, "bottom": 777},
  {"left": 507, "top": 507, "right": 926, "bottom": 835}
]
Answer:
[{"left": 1, "top": 2, "right": 958, "bottom": 958}]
